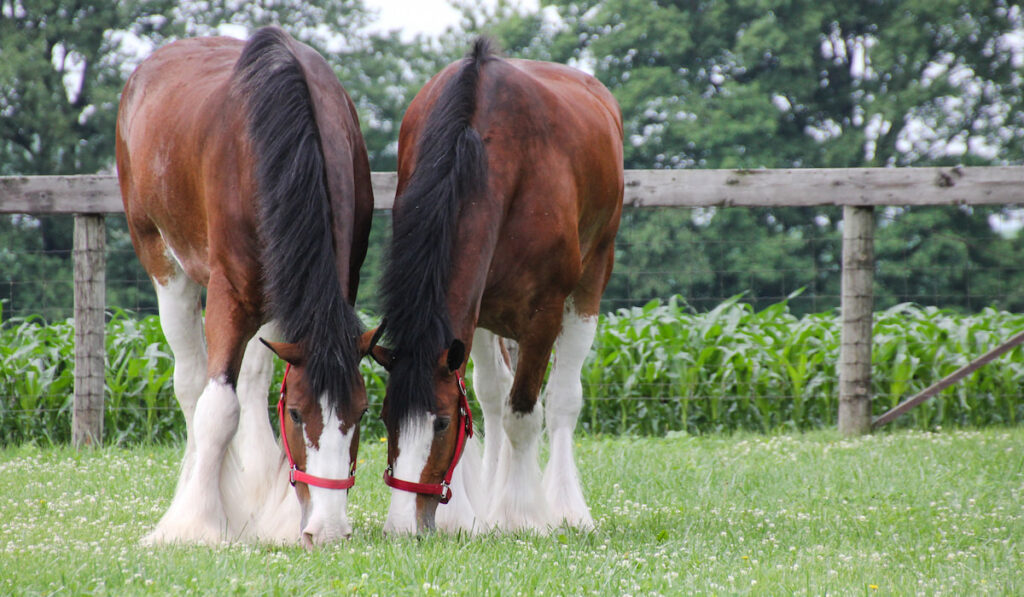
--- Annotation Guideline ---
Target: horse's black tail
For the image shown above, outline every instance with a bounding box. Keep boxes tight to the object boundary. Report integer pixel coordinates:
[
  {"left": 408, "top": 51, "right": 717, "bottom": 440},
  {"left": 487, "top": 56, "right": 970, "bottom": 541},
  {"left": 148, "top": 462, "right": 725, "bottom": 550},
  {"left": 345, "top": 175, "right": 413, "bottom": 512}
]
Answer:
[
  {"left": 380, "top": 38, "right": 494, "bottom": 426},
  {"left": 234, "top": 26, "right": 361, "bottom": 409}
]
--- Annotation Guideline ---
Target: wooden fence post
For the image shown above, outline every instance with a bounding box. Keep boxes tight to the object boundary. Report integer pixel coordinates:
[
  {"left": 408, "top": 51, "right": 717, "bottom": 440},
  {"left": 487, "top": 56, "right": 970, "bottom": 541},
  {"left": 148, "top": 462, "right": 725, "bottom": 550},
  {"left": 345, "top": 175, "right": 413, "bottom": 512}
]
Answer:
[
  {"left": 73, "top": 214, "right": 105, "bottom": 447},
  {"left": 838, "top": 205, "right": 875, "bottom": 435}
]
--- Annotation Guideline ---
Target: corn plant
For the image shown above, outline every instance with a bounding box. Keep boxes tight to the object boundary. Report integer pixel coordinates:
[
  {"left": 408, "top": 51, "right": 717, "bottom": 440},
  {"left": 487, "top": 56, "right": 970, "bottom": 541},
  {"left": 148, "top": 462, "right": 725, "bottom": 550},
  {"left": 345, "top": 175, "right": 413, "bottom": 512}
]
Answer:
[
  {"left": 582, "top": 296, "right": 1024, "bottom": 434},
  {"left": 3, "top": 298, "right": 1023, "bottom": 445},
  {"left": 0, "top": 303, "right": 75, "bottom": 444}
]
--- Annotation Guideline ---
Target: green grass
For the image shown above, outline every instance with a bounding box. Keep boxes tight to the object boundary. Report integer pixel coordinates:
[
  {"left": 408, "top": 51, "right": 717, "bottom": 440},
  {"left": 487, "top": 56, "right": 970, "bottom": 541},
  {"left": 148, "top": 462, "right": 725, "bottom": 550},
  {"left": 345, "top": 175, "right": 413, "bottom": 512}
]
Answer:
[{"left": 2, "top": 429, "right": 1022, "bottom": 595}]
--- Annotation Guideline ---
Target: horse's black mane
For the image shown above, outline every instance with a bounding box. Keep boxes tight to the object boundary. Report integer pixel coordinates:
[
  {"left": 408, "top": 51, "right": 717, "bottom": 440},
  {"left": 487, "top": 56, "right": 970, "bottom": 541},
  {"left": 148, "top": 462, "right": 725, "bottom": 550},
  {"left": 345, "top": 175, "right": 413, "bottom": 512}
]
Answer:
[
  {"left": 380, "top": 38, "right": 495, "bottom": 427},
  {"left": 235, "top": 26, "right": 362, "bottom": 411}
]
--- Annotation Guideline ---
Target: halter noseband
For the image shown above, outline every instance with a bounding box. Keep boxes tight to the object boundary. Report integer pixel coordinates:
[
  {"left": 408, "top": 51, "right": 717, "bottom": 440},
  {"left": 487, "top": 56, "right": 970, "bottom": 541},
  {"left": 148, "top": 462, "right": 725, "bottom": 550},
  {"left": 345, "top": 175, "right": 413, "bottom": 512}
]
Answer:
[
  {"left": 277, "top": 364, "right": 356, "bottom": 490},
  {"left": 382, "top": 370, "right": 473, "bottom": 504}
]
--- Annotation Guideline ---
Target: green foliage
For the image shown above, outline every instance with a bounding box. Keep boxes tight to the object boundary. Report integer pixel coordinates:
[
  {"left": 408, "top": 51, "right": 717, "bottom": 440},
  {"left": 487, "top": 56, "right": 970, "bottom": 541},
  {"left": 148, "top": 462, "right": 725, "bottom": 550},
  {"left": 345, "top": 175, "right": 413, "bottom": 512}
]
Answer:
[
  {"left": 605, "top": 203, "right": 1024, "bottom": 317},
  {"left": 607, "top": 206, "right": 843, "bottom": 315},
  {"left": 0, "top": 1, "right": 184, "bottom": 176},
  {"left": 0, "top": 216, "right": 75, "bottom": 320},
  {"left": 331, "top": 33, "right": 451, "bottom": 172},
  {"left": 101, "top": 311, "right": 177, "bottom": 444},
  {"left": 0, "top": 308, "right": 180, "bottom": 446},
  {"left": 4, "top": 300, "right": 1023, "bottom": 446},
  {"left": 0, "top": 307, "right": 390, "bottom": 446},
  {"left": 874, "top": 205, "right": 1024, "bottom": 312},
  {"left": 543, "top": 0, "right": 1024, "bottom": 169},
  {"left": 0, "top": 215, "right": 159, "bottom": 319},
  {"left": 0, "top": 310, "right": 75, "bottom": 445}
]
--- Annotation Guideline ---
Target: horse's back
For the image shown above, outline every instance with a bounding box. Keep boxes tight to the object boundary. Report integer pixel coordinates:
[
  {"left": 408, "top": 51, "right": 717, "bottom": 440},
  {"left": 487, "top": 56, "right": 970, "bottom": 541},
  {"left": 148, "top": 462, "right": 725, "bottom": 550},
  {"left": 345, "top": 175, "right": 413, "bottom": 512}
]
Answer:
[
  {"left": 117, "top": 32, "right": 372, "bottom": 290},
  {"left": 476, "top": 56, "right": 623, "bottom": 278},
  {"left": 117, "top": 36, "right": 244, "bottom": 187},
  {"left": 116, "top": 36, "right": 248, "bottom": 284},
  {"left": 118, "top": 37, "right": 242, "bottom": 138},
  {"left": 497, "top": 59, "right": 623, "bottom": 239},
  {"left": 400, "top": 54, "right": 622, "bottom": 222},
  {"left": 501, "top": 58, "right": 622, "bottom": 150},
  {"left": 395, "top": 49, "right": 624, "bottom": 335}
]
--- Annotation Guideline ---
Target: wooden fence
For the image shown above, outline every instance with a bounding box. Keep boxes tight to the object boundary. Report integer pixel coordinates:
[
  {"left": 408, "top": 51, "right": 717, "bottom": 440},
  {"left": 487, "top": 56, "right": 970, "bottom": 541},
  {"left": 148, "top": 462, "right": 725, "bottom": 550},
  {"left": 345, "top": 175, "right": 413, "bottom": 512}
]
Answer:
[{"left": 2, "top": 166, "right": 1023, "bottom": 445}]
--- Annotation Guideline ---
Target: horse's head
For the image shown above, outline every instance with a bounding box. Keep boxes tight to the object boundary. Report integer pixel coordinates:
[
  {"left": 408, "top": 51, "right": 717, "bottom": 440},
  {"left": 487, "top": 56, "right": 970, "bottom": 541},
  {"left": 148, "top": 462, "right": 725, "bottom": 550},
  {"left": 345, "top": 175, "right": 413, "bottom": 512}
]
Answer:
[
  {"left": 362, "top": 327, "right": 470, "bottom": 534},
  {"left": 262, "top": 340, "right": 367, "bottom": 547}
]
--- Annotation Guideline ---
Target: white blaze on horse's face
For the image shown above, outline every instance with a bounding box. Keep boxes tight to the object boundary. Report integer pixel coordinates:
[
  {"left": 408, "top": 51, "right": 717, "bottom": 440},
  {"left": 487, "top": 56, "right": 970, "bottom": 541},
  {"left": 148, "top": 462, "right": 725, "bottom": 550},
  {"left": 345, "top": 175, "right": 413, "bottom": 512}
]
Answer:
[
  {"left": 297, "top": 393, "right": 356, "bottom": 545},
  {"left": 278, "top": 360, "right": 365, "bottom": 547},
  {"left": 383, "top": 412, "right": 436, "bottom": 535}
]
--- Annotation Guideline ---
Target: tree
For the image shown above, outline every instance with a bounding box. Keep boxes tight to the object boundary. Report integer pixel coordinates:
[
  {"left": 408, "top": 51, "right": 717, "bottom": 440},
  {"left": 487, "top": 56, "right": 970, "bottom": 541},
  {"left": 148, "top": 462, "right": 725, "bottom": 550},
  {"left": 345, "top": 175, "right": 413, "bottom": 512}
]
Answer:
[
  {"left": 524, "top": 0, "right": 1024, "bottom": 313},
  {"left": 544, "top": 0, "right": 1024, "bottom": 170},
  {"left": 0, "top": 1, "right": 185, "bottom": 317},
  {"left": 874, "top": 205, "right": 1024, "bottom": 312},
  {"left": 1, "top": 2, "right": 172, "bottom": 176}
]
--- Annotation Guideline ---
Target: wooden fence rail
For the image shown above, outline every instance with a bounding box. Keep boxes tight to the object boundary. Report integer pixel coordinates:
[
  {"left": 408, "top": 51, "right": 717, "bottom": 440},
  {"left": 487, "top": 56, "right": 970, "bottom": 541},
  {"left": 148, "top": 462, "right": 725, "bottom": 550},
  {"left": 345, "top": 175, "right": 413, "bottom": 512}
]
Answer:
[
  {"left": 3, "top": 166, "right": 1023, "bottom": 214},
  {"left": 2, "top": 166, "right": 1023, "bottom": 445}
]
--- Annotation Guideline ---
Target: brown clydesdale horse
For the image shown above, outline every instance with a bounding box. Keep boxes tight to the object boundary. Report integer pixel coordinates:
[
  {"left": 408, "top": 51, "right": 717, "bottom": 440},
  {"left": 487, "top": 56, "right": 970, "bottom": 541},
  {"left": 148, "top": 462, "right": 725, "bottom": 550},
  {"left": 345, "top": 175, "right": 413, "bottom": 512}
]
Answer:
[
  {"left": 366, "top": 39, "right": 623, "bottom": 534},
  {"left": 116, "top": 27, "right": 373, "bottom": 546}
]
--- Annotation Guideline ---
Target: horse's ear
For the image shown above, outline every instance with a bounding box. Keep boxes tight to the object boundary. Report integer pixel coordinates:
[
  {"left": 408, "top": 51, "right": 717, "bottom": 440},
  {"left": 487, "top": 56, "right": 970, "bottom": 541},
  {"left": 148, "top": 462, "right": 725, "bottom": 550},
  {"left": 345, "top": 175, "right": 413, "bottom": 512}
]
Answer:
[
  {"left": 260, "top": 338, "right": 304, "bottom": 366},
  {"left": 358, "top": 328, "right": 393, "bottom": 371},
  {"left": 446, "top": 339, "right": 466, "bottom": 373}
]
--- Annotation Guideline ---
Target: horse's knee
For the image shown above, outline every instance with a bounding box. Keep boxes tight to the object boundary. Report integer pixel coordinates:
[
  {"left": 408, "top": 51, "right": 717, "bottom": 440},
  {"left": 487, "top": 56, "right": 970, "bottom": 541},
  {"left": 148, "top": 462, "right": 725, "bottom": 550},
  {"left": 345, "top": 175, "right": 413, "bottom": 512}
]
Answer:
[
  {"left": 546, "top": 378, "right": 583, "bottom": 423},
  {"left": 193, "top": 378, "right": 240, "bottom": 448},
  {"left": 502, "top": 403, "right": 542, "bottom": 449}
]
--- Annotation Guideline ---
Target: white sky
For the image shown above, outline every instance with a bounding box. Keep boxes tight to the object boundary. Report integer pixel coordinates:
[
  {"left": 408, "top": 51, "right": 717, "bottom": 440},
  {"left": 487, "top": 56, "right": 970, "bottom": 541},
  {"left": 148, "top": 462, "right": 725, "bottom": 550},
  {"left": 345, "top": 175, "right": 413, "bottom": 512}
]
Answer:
[
  {"left": 363, "top": 0, "right": 541, "bottom": 40},
  {"left": 365, "top": 0, "right": 464, "bottom": 39}
]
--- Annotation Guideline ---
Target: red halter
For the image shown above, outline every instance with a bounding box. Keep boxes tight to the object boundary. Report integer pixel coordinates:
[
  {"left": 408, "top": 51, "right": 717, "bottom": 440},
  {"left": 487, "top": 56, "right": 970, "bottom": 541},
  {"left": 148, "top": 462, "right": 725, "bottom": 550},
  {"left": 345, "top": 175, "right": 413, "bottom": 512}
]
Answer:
[
  {"left": 277, "top": 364, "right": 356, "bottom": 490},
  {"left": 382, "top": 370, "right": 473, "bottom": 504}
]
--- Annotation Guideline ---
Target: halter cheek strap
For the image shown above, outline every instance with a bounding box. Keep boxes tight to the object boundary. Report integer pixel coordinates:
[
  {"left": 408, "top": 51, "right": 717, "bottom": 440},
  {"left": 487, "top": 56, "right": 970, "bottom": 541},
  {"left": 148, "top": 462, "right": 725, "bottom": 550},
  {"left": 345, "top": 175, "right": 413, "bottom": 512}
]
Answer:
[
  {"left": 382, "top": 370, "right": 473, "bottom": 504},
  {"left": 278, "top": 364, "right": 356, "bottom": 490}
]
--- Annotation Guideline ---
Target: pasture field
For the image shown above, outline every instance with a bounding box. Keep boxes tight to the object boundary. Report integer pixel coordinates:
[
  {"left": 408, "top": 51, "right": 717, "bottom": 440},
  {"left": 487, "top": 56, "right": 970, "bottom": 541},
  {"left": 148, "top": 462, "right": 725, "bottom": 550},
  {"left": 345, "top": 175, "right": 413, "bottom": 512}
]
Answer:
[{"left": 1, "top": 429, "right": 1021, "bottom": 595}]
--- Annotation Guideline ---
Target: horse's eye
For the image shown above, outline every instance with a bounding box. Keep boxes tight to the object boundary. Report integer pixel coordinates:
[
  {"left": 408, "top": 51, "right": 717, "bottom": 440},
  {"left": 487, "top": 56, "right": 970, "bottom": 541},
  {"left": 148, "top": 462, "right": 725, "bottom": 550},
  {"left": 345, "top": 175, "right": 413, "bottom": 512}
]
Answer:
[
  {"left": 433, "top": 416, "right": 451, "bottom": 434},
  {"left": 288, "top": 409, "right": 302, "bottom": 425}
]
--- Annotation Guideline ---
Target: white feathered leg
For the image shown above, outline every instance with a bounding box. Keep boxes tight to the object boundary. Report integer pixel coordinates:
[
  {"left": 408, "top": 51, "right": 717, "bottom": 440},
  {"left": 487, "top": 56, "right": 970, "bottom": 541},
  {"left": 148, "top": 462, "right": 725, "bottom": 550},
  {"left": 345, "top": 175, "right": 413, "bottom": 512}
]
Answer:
[
  {"left": 145, "top": 376, "right": 239, "bottom": 545},
  {"left": 143, "top": 269, "right": 221, "bottom": 545},
  {"left": 541, "top": 304, "right": 596, "bottom": 530},
  {"left": 153, "top": 270, "right": 205, "bottom": 491},
  {"left": 221, "top": 322, "right": 301, "bottom": 543},
  {"left": 470, "top": 328, "right": 513, "bottom": 491},
  {"left": 486, "top": 402, "right": 552, "bottom": 532}
]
